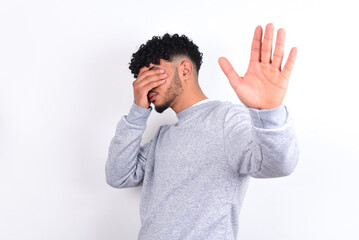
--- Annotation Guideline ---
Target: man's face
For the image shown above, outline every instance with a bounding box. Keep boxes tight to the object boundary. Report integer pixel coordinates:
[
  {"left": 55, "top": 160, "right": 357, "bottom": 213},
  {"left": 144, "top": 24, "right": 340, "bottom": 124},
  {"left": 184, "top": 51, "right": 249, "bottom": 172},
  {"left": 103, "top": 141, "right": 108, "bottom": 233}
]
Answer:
[{"left": 147, "top": 59, "right": 183, "bottom": 113}]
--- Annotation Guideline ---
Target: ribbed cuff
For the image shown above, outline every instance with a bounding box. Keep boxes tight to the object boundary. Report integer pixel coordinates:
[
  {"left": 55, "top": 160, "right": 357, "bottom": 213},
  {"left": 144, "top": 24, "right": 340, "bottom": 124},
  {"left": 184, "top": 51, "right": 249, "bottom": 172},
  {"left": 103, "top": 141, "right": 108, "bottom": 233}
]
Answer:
[
  {"left": 125, "top": 102, "right": 152, "bottom": 126},
  {"left": 247, "top": 104, "right": 288, "bottom": 129}
]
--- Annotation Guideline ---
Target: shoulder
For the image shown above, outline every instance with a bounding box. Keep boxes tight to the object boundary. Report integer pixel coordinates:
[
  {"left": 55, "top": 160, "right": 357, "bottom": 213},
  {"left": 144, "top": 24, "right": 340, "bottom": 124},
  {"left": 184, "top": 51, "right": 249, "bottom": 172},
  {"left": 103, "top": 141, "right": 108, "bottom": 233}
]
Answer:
[
  {"left": 194, "top": 100, "right": 250, "bottom": 126},
  {"left": 209, "top": 101, "right": 252, "bottom": 129},
  {"left": 211, "top": 100, "right": 249, "bottom": 116}
]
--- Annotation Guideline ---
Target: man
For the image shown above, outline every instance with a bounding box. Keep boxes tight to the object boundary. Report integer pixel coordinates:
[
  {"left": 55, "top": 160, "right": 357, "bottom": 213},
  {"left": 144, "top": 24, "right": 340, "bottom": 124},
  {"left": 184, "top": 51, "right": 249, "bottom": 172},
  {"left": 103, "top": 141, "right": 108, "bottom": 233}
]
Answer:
[{"left": 105, "top": 23, "right": 299, "bottom": 240}]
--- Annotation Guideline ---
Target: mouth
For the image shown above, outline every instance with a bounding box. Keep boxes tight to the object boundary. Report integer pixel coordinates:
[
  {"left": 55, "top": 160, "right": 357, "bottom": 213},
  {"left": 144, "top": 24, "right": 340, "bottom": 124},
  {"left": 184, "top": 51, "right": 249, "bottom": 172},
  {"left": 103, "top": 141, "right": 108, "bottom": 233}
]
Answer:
[{"left": 148, "top": 92, "right": 158, "bottom": 102}]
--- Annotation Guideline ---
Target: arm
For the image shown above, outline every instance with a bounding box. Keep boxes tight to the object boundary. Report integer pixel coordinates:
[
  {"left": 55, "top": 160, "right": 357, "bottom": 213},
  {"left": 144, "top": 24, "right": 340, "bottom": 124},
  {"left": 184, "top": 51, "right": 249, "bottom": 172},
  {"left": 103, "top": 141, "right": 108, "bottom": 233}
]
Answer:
[
  {"left": 105, "top": 63, "right": 167, "bottom": 188},
  {"left": 220, "top": 23, "right": 299, "bottom": 177},
  {"left": 105, "top": 102, "right": 154, "bottom": 188},
  {"left": 224, "top": 103, "right": 298, "bottom": 178}
]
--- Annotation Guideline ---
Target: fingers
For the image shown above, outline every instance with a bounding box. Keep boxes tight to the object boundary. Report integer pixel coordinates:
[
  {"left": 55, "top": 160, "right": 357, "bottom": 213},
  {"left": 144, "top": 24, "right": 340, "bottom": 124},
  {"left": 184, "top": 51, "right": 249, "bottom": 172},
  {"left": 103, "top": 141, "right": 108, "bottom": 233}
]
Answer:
[
  {"left": 272, "top": 28, "right": 286, "bottom": 69},
  {"left": 137, "top": 63, "right": 155, "bottom": 79},
  {"left": 281, "top": 47, "right": 298, "bottom": 80},
  {"left": 251, "top": 24, "right": 294, "bottom": 73},
  {"left": 250, "top": 26, "right": 262, "bottom": 63},
  {"left": 141, "top": 75, "right": 167, "bottom": 94},
  {"left": 261, "top": 23, "right": 274, "bottom": 64},
  {"left": 134, "top": 64, "right": 165, "bottom": 85},
  {"left": 218, "top": 57, "right": 241, "bottom": 90},
  {"left": 142, "top": 78, "right": 166, "bottom": 94},
  {"left": 135, "top": 69, "right": 167, "bottom": 89}
]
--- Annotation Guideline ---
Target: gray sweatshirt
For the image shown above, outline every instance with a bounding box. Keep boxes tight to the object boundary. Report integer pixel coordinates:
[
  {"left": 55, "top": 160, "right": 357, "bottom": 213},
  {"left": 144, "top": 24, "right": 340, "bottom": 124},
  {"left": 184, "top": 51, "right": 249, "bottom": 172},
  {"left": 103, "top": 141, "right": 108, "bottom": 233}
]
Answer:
[{"left": 105, "top": 100, "right": 299, "bottom": 240}]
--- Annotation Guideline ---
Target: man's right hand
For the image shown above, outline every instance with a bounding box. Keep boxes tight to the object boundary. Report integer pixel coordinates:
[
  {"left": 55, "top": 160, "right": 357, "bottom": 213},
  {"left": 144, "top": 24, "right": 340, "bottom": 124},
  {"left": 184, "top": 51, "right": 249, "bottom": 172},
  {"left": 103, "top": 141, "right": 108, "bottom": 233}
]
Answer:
[{"left": 132, "top": 63, "right": 167, "bottom": 109}]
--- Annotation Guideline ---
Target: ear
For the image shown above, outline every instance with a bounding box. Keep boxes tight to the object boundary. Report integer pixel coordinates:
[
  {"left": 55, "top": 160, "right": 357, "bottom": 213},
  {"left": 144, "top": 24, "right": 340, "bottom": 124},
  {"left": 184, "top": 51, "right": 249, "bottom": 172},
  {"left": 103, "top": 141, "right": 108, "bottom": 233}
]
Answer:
[{"left": 180, "top": 60, "right": 193, "bottom": 80}]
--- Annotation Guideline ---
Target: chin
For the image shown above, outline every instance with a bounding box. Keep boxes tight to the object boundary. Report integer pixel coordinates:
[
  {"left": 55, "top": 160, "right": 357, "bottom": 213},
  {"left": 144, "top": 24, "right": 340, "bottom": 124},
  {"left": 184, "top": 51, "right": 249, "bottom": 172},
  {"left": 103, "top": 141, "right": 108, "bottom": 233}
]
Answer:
[
  {"left": 154, "top": 106, "right": 167, "bottom": 114},
  {"left": 154, "top": 102, "right": 170, "bottom": 113}
]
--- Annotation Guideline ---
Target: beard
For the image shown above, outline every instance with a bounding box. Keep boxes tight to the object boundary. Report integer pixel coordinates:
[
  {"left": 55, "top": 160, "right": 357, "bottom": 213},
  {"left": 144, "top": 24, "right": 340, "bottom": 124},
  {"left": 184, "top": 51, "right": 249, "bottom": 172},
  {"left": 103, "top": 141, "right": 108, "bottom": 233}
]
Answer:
[{"left": 154, "top": 69, "right": 183, "bottom": 113}]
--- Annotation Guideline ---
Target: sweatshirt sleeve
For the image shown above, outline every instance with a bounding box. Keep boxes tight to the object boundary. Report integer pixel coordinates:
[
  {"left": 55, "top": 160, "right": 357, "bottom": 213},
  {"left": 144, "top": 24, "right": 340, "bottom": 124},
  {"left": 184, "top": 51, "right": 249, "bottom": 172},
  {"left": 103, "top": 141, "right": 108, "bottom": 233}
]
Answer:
[
  {"left": 105, "top": 102, "right": 155, "bottom": 188},
  {"left": 224, "top": 104, "right": 299, "bottom": 178}
]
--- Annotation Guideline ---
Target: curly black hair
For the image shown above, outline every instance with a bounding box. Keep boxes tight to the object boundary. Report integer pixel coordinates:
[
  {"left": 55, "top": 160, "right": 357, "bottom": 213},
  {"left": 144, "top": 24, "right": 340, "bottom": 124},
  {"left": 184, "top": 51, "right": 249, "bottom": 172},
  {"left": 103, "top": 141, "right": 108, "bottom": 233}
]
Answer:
[{"left": 129, "top": 33, "right": 203, "bottom": 78}]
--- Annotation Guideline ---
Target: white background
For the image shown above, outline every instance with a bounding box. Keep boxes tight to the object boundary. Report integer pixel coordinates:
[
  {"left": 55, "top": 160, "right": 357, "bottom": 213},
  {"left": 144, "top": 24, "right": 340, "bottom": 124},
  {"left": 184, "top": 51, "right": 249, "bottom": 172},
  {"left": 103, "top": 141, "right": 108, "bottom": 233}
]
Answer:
[{"left": 1, "top": 0, "right": 358, "bottom": 239}]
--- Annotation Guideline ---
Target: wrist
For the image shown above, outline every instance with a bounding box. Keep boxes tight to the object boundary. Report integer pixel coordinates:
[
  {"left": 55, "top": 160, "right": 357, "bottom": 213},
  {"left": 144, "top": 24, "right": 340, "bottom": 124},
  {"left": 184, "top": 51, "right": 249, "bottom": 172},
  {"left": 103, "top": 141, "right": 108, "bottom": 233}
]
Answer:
[
  {"left": 247, "top": 104, "right": 288, "bottom": 129},
  {"left": 125, "top": 101, "right": 152, "bottom": 126},
  {"left": 134, "top": 99, "right": 150, "bottom": 109}
]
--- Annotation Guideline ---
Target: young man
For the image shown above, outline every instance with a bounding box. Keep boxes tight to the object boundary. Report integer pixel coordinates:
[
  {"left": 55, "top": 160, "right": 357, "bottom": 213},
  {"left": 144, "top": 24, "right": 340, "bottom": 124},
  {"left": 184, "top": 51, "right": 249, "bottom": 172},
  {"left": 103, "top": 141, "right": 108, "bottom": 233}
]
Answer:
[{"left": 106, "top": 23, "right": 299, "bottom": 240}]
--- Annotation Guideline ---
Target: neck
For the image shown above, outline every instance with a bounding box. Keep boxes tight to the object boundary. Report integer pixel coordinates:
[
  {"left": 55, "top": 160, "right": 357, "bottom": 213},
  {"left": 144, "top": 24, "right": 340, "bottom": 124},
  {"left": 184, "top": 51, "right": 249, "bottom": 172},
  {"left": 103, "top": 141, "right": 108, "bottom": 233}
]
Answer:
[{"left": 170, "top": 85, "right": 208, "bottom": 114}]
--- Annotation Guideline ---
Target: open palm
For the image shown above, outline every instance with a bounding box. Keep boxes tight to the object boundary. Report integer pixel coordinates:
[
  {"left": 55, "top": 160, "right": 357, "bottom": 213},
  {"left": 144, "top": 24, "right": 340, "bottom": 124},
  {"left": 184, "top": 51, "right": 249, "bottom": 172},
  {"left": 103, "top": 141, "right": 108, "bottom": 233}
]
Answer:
[{"left": 219, "top": 23, "right": 297, "bottom": 109}]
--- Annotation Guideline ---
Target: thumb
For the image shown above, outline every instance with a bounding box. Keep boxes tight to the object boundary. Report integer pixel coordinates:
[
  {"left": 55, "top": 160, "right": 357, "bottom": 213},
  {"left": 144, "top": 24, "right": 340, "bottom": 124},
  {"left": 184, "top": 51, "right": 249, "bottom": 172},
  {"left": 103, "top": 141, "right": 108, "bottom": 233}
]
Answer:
[{"left": 218, "top": 57, "right": 242, "bottom": 90}]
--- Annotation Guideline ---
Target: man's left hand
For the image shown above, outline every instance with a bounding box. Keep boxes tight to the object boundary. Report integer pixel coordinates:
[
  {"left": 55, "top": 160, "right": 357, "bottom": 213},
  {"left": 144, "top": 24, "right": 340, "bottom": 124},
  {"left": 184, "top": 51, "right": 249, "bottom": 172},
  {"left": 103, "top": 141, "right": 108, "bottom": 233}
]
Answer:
[{"left": 218, "top": 23, "right": 297, "bottom": 109}]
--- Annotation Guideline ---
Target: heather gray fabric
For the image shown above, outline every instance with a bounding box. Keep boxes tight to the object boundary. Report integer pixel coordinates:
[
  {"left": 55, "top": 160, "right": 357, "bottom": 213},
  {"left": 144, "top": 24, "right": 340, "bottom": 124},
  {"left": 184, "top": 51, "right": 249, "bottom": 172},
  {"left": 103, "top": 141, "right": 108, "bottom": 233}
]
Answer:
[{"left": 105, "top": 100, "right": 299, "bottom": 240}]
